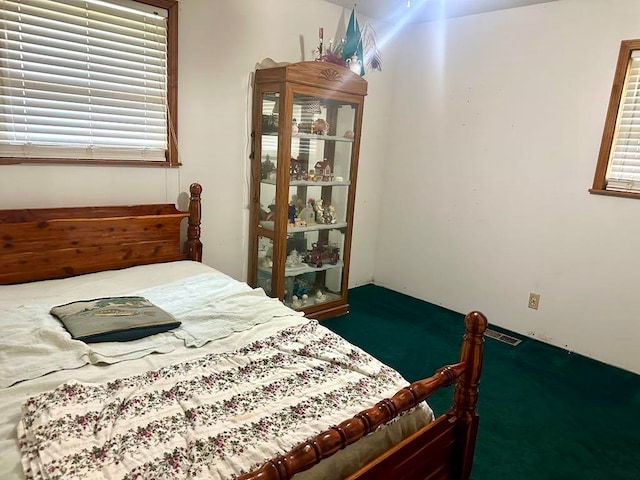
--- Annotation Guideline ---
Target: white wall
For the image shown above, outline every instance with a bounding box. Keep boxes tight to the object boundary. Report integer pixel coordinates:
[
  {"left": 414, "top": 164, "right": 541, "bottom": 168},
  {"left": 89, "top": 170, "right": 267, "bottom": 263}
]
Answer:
[
  {"left": 0, "top": 0, "right": 391, "bottom": 287},
  {"left": 375, "top": 0, "right": 640, "bottom": 374},
  {"left": 4, "top": 0, "right": 637, "bottom": 374}
]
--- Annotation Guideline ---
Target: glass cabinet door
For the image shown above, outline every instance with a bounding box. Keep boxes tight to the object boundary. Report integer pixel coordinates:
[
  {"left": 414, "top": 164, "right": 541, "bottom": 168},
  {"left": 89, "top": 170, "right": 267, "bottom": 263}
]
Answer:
[
  {"left": 258, "top": 92, "right": 279, "bottom": 233},
  {"left": 279, "top": 94, "right": 357, "bottom": 310}
]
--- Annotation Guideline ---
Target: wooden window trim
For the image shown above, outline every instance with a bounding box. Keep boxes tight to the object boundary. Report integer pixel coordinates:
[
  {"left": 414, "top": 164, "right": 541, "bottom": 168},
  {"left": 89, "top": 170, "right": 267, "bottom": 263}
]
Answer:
[
  {"left": 0, "top": 0, "right": 179, "bottom": 168},
  {"left": 590, "top": 39, "right": 640, "bottom": 198}
]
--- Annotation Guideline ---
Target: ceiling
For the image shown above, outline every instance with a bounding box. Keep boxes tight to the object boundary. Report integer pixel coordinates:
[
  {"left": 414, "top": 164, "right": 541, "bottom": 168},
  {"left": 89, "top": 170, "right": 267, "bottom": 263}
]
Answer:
[{"left": 323, "top": 0, "right": 558, "bottom": 24}]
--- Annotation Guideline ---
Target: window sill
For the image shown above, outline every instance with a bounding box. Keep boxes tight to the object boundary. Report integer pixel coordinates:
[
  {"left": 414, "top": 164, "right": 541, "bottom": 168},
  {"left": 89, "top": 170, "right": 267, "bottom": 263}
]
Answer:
[
  {"left": 0, "top": 158, "right": 181, "bottom": 168},
  {"left": 589, "top": 188, "right": 640, "bottom": 200}
]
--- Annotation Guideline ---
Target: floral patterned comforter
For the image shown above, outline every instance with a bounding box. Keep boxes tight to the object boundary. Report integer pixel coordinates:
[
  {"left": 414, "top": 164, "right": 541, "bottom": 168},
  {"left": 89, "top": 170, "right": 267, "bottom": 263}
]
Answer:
[{"left": 17, "top": 320, "right": 431, "bottom": 480}]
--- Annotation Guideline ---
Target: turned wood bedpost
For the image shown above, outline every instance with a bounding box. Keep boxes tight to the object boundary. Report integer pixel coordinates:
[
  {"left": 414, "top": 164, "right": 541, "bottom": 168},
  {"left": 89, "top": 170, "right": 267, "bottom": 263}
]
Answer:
[
  {"left": 186, "top": 183, "right": 203, "bottom": 262},
  {"left": 450, "top": 311, "right": 488, "bottom": 480}
]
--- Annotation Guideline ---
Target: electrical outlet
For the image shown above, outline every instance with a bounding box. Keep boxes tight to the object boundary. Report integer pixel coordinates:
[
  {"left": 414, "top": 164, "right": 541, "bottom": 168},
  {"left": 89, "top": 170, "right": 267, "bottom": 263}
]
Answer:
[{"left": 528, "top": 293, "right": 540, "bottom": 310}]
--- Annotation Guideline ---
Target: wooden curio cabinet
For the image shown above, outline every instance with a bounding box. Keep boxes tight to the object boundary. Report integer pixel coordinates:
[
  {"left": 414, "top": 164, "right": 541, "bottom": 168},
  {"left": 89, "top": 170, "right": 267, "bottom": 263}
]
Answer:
[{"left": 248, "top": 61, "right": 367, "bottom": 319}]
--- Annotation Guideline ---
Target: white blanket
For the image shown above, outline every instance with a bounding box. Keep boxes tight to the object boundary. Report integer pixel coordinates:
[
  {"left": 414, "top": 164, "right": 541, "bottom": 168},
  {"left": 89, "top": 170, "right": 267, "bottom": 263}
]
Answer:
[
  {"left": 138, "top": 272, "right": 303, "bottom": 347},
  {"left": 17, "top": 321, "right": 433, "bottom": 480},
  {"left": 0, "top": 264, "right": 302, "bottom": 388}
]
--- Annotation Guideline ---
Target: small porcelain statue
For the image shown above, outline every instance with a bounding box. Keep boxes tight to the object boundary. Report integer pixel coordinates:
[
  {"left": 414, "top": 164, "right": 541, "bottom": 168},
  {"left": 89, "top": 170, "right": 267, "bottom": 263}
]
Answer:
[
  {"left": 312, "top": 118, "right": 329, "bottom": 135},
  {"left": 347, "top": 54, "right": 361, "bottom": 74},
  {"left": 314, "top": 198, "right": 324, "bottom": 223},
  {"left": 324, "top": 205, "right": 337, "bottom": 224},
  {"left": 292, "top": 295, "right": 302, "bottom": 309},
  {"left": 315, "top": 290, "right": 327, "bottom": 302},
  {"left": 299, "top": 203, "right": 316, "bottom": 225},
  {"left": 285, "top": 249, "right": 304, "bottom": 268}
]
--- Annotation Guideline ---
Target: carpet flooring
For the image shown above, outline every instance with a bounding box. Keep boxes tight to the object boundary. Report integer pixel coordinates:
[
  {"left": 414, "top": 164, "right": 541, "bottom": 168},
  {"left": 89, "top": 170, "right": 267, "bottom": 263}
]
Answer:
[{"left": 322, "top": 284, "right": 640, "bottom": 480}]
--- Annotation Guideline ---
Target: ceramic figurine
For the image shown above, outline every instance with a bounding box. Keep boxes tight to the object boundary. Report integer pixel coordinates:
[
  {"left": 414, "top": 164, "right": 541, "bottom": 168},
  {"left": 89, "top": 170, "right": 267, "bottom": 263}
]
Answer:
[
  {"left": 292, "top": 295, "right": 302, "bottom": 309},
  {"left": 290, "top": 158, "right": 303, "bottom": 180},
  {"left": 285, "top": 249, "right": 304, "bottom": 268},
  {"left": 347, "top": 54, "right": 361, "bottom": 74},
  {"left": 288, "top": 204, "right": 296, "bottom": 224},
  {"left": 312, "top": 118, "right": 328, "bottom": 135},
  {"left": 322, "top": 163, "right": 331, "bottom": 182},
  {"left": 314, "top": 160, "right": 331, "bottom": 181},
  {"left": 261, "top": 155, "right": 275, "bottom": 180},
  {"left": 299, "top": 204, "right": 316, "bottom": 225},
  {"left": 314, "top": 198, "right": 324, "bottom": 223},
  {"left": 325, "top": 205, "right": 337, "bottom": 224}
]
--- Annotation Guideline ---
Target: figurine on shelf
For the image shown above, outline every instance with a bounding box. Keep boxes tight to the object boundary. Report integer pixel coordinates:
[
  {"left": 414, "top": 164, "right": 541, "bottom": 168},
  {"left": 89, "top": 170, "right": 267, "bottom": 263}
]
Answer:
[
  {"left": 292, "top": 118, "right": 298, "bottom": 134},
  {"left": 285, "top": 249, "right": 304, "bottom": 268},
  {"left": 290, "top": 158, "right": 303, "bottom": 180},
  {"left": 313, "top": 198, "right": 324, "bottom": 223},
  {"left": 288, "top": 204, "right": 296, "bottom": 224},
  {"left": 324, "top": 204, "right": 337, "bottom": 224},
  {"left": 292, "top": 295, "right": 302, "bottom": 309},
  {"left": 291, "top": 194, "right": 305, "bottom": 213},
  {"left": 314, "top": 160, "right": 331, "bottom": 181},
  {"left": 299, "top": 201, "right": 316, "bottom": 225},
  {"left": 343, "top": 130, "right": 355, "bottom": 139},
  {"left": 261, "top": 155, "right": 275, "bottom": 180},
  {"left": 322, "top": 163, "right": 331, "bottom": 181},
  {"left": 312, "top": 118, "right": 329, "bottom": 135},
  {"left": 304, "top": 243, "right": 323, "bottom": 268},
  {"left": 293, "top": 282, "right": 309, "bottom": 299},
  {"left": 303, "top": 242, "right": 339, "bottom": 268},
  {"left": 315, "top": 290, "right": 327, "bottom": 302}
]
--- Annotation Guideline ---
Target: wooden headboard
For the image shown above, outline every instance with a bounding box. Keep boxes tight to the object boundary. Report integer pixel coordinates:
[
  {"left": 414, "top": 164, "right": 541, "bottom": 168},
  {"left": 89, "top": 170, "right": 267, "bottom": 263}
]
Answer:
[{"left": 0, "top": 183, "right": 202, "bottom": 285}]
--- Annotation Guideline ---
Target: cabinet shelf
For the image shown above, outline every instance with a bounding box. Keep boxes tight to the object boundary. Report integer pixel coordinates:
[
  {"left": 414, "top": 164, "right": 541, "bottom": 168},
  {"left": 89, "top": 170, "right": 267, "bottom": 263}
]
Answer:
[
  {"left": 261, "top": 179, "right": 351, "bottom": 187},
  {"left": 262, "top": 132, "right": 355, "bottom": 143},
  {"left": 285, "top": 291, "right": 341, "bottom": 309},
  {"left": 259, "top": 221, "right": 348, "bottom": 233},
  {"left": 259, "top": 260, "right": 345, "bottom": 278}
]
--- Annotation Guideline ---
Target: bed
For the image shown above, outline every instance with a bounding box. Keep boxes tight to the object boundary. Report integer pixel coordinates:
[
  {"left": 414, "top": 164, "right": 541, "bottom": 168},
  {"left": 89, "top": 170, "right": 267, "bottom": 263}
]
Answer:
[{"left": 0, "top": 183, "right": 487, "bottom": 480}]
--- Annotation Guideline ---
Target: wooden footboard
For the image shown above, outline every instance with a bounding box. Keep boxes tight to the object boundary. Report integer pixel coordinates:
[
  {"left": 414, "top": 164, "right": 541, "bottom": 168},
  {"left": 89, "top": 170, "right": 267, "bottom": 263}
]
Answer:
[
  {"left": 0, "top": 183, "right": 203, "bottom": 284},
  {"left": 240, "top": 311, "right": 488, "bottom": 480}
]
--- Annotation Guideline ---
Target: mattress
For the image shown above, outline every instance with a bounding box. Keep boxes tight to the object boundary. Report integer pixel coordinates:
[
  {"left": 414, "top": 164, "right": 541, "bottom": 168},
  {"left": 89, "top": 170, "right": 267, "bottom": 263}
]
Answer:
[{"left": 0, "top": 261, "right": 433, "bottom": 479}]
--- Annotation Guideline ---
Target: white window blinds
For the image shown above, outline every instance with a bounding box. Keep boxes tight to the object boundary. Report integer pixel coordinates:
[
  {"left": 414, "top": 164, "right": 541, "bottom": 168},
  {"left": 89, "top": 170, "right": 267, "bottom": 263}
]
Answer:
[
  {"left": 606, "top": 50, "right": 640, "bottom": 192},
  {"left": 0, "top": 0, "right": 168, "bottom": 162}
]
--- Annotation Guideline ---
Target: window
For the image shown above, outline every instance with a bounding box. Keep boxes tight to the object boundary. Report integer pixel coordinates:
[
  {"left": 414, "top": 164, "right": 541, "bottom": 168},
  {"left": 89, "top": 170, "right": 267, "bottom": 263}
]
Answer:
[
  {"left": 0, "top": 0, "right": 178, "bottom": 166},
  {"left": 592, "top": 39, "right": 640, "bottom": 197}
]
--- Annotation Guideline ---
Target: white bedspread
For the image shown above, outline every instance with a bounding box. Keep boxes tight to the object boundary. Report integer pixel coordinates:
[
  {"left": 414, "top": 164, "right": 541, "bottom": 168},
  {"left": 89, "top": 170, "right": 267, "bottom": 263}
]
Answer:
[
  {"left": 0, "top": 261, "right": 433, "bottom": 480},
  {"left": 17, "top": 320, "right": 432, "bottom": 480}
]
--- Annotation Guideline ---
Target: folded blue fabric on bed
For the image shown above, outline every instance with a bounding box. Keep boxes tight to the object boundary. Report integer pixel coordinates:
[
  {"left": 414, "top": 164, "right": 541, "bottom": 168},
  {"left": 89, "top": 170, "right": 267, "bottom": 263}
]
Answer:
[{"left": 50, "top": 296, "right": 181, "bottom": 343}]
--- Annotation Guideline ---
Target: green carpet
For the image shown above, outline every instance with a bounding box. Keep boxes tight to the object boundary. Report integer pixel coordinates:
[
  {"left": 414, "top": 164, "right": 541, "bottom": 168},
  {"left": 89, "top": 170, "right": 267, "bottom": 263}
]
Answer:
[{"left": 322, "top": 284, "right": 640, "bottom": 480}]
